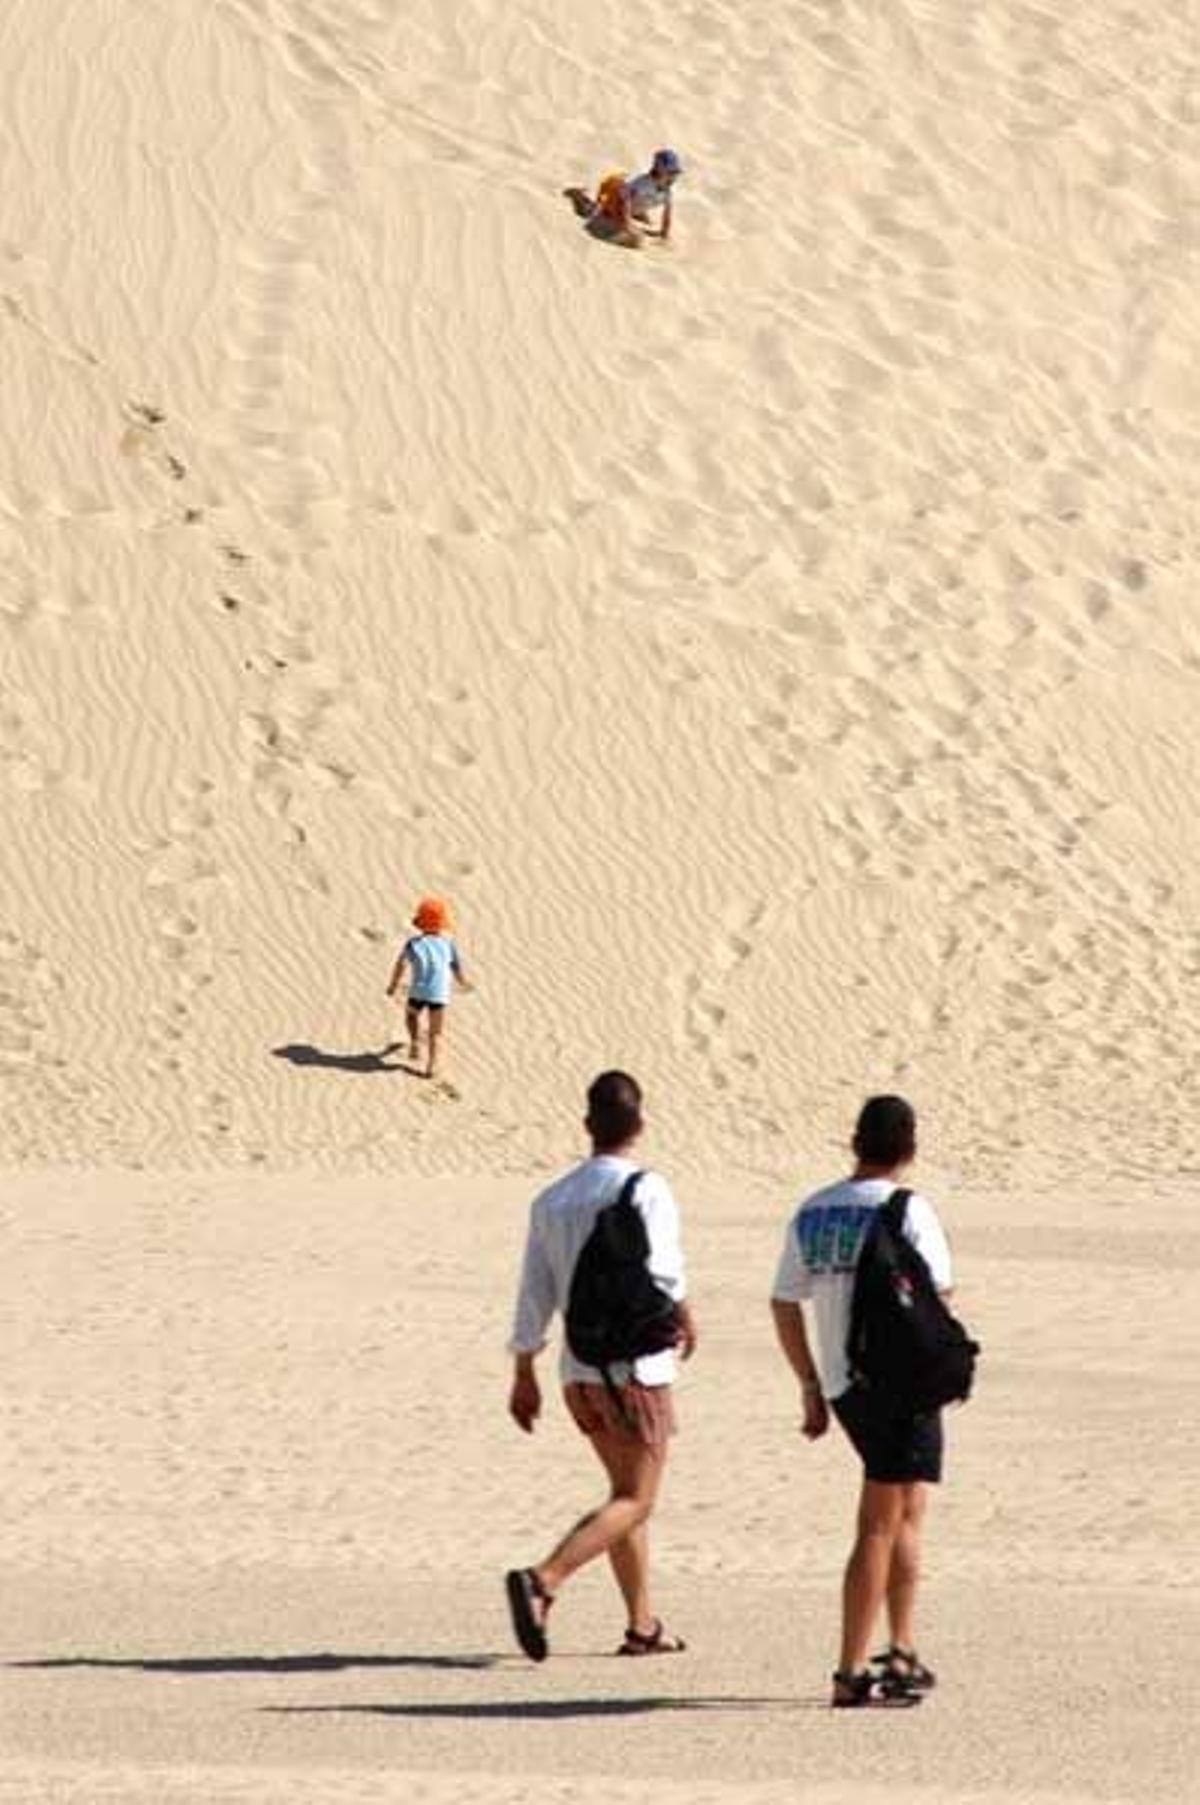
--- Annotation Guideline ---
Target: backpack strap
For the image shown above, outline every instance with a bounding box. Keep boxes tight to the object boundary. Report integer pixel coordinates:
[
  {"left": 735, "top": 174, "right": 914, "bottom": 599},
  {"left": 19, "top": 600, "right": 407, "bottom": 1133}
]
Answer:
[
  {"left": 597, "top": 1169, "right": 647, "bottom": 1426},
  {"left": 616, "top": 1168, "right": 645, "bottom": 1207},
  {"left": 846, "top": 1188, "right": 911, "bottom": 1386},
  {"left": 882, "top": 1187, "right": 912, "bottom": 1235}
]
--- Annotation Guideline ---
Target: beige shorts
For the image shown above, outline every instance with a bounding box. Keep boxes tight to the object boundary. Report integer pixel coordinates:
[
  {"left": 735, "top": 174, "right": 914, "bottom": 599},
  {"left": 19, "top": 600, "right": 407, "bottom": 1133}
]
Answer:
[{"left": 563, "top": 1380, "right": 676, "bottom": 1452}]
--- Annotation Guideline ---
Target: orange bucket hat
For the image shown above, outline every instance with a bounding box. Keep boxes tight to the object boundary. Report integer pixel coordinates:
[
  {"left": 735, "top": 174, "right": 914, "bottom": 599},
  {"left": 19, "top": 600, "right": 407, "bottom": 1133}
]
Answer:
[{"left": 412, "top": 894, "right": 450, "bottom": 933}]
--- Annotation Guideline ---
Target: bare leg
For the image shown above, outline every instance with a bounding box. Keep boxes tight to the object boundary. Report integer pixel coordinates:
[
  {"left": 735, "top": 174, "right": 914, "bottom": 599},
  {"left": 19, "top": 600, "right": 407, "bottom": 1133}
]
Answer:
[
  {"left": 535, "top": 1425, "right": 664, "bottom": 1628},
  {"left": 839, "top": 1479, "right": 905, "bottom": 1673},
  {"left": 887, "top": 1482, "right": 927, "bottom": 1653},
  {"left": 405, "top": 1003, "right": 420, "bottom": 1064},
  {"left": 607, "top": 1518, "right": 653, "bottom": 1636},
  {"left": 593, "top": 1427, "right": 660, "bottom": 1633},
  {"left": 425, "top": 1009, "right": 445, "bottom": 1078}
]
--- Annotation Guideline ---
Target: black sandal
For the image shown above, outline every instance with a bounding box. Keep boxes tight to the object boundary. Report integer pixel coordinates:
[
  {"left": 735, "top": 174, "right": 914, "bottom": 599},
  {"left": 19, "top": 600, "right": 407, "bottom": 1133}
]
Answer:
[
  {"left": 832, "top": 1666, "right": 922, "bottom": 1709},
  {"left": 617, "top": 1619, "right": 686, "bottom": 1656},
  {"left": 871, "top": 1643, "right": 937, "bottom": 1697},
  {"left": 832, "top": 1667, "right": 877, "bottom": 1707},
  {"left": 504, "top": 1568, "right": 552, "bottom": 1663}
]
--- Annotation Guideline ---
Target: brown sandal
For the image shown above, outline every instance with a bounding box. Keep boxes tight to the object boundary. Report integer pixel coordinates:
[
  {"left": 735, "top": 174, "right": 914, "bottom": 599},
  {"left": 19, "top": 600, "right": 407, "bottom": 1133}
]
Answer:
[{"left": 617, "top": 1619, "right": 686, "bottom": 1656}]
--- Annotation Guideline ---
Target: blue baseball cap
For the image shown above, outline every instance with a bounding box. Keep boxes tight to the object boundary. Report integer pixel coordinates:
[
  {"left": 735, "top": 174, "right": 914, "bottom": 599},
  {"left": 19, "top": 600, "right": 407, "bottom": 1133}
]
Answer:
[{"left": 652, "top": 147, "right": 683, "bottom": 175}]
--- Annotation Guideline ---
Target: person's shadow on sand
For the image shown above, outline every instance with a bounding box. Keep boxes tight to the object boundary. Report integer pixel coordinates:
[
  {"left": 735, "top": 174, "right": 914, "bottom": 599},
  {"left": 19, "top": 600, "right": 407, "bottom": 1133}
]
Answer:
[
  {"left": 271, "top": 1042, "right": 407, "bottom": 1075},
  {"left": 10, "top": 1650, "right": 498, "bottom": 1675},
  {"left": 264, "top": 1692, "right": 800, "bottom": 1720}
]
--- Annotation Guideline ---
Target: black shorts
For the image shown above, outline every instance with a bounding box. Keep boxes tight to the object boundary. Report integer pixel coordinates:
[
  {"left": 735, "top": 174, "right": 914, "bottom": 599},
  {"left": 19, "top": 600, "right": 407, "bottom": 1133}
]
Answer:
[
  {"left": 832, "top": 1382, "right": 943, "bottom": 1485},
  {"left": 407, "top": 998, "right": 445, "bottom": 1014}
]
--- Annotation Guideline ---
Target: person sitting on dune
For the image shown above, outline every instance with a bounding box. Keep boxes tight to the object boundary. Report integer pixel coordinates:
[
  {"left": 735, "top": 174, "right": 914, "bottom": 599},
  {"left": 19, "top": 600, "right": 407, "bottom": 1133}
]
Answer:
[{"left": 565, "top": 148, "right": 683, "bottom": 246}]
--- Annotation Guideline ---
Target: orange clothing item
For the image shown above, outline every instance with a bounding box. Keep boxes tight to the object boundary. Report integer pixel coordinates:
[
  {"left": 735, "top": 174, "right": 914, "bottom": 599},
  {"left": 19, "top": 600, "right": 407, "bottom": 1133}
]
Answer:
[
  {"left": 412, "top": 895, "right": 451, "bottom": 933},
  {"left": 595, "top": 169, "right": 628, "bottom": 220}
]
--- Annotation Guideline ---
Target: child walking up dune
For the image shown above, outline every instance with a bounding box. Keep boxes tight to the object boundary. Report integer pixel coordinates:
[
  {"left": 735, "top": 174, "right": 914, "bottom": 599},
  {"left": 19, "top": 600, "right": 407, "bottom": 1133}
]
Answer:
[{"left": 385, "top": 895, "right": 472, "bottom": 1079}]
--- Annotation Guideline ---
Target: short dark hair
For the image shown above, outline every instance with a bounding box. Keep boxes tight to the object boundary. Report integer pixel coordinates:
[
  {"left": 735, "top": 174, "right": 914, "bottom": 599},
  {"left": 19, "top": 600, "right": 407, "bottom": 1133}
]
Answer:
[
  {"left": 586, "top": 1070, "right": 643, "bottom": 1149},
  {"left": 853, "top": 1094, "right": 916, "bottom": 1167}
]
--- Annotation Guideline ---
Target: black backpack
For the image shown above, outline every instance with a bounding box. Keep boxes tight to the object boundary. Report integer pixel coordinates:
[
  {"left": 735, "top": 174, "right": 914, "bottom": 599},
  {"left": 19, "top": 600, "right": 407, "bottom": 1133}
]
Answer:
[
  {"left": 565, "top": 1171, "right": 682, "bottom": 1417},
  {"left": 846, "top": 1189, "right": 979, "bottom": 1413}
]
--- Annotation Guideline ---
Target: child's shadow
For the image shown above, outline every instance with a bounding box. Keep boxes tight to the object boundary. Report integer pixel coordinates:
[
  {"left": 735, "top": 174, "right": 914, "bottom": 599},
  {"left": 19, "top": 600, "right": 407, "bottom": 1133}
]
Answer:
[{"left": 271, "top": 1042, "right": 405, "bottom": 1075}]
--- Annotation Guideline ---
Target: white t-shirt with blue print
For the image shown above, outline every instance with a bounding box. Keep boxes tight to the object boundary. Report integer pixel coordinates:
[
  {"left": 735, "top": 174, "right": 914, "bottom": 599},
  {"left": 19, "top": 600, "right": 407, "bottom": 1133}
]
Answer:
[
  {"left": 403, "top": 932, "right": 460, "bottom": 1005},
  {"left": 772, "top": 1177, "right": 952, "bottom": 1401}
]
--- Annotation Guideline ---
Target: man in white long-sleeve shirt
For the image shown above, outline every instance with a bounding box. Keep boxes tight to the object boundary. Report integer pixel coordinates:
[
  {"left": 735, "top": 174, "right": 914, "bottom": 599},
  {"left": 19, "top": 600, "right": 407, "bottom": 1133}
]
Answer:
[{"left": 505, "top": 1071, "right": 697, "bottom": 1663}]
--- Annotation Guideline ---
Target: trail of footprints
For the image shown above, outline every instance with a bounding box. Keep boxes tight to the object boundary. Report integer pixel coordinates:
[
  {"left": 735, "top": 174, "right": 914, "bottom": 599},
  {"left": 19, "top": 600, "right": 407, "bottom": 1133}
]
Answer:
[
  {"left": 682, "top": 901, "right": 786, "bottom": 1141},
  {"left": 0, "top": 930, "right": 97, "bottom": 1158},
  {"left": 141, "top": 775, "right": 240, "bottom": 1143},
  {"left": 116, "top": 405, "right": 343, "bottom": 909},
  {"left": 617, "top": 0, "right": 1196, "bottom": 1144},
  {"left": 679, "top": 478, "right": 1183, "bottom": 1152},
  {"left": 0, "top": 930, "right": 58, "bottom": 1075},
  {"left": 0, "top": 676, "right": 67, "bottom": 795},
  {"left": 107, "top": 11, "right": 486, "bottom": 1124}
]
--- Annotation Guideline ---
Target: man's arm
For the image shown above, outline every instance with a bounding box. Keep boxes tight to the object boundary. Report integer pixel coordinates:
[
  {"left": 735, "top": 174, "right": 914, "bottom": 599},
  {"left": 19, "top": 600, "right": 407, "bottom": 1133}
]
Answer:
[
  {"left": 509, "top": 1350, "right": 541, "bottom": 1433},
  {"left": 770, "top": 1297, "right": 828, "bottom": 1440},
  {"left": 906, "top": 1192, "right": 953, "bottom": 1295},
  {"left": 641, "top": 1178, "right": 697, "bottom": 1357},
  {"left": 508, "top": 1217, "right": 554, "bottom": 1432}
]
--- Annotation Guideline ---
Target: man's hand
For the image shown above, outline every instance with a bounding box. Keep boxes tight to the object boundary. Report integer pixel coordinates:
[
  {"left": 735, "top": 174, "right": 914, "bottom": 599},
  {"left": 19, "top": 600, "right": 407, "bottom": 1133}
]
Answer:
[
  {"left": 675, "top": 1302, "right": 699, "bottom": 1362},
  {"left": 509, "top": 1366, "right": 541, "bottom": 1433},
  {"left": 801, "top": 1383, "right": 829, "bottom": 1441}
]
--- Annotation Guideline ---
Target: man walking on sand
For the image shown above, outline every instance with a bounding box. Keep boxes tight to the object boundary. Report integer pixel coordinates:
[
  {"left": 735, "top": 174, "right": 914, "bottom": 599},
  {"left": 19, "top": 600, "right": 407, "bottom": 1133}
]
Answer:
[
  {"left": 770, "top": 1095, "right": 954, "bottom": 1707},
  {"left": 505, "top": 1070, "right": 697, "bottom": 1661}
]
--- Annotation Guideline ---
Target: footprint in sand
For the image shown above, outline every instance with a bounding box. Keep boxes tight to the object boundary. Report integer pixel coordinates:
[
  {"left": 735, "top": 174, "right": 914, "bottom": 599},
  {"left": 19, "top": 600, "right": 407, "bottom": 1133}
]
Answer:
[{"left": 682, "top": 902, "right": 767, "bottom": 1098}]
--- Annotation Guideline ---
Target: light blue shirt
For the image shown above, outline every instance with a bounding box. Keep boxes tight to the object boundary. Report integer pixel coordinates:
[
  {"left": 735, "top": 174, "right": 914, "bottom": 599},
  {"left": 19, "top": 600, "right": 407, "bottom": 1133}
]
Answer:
[{"left": 403, "top": 932, "right": 460, "bottom": 1005}]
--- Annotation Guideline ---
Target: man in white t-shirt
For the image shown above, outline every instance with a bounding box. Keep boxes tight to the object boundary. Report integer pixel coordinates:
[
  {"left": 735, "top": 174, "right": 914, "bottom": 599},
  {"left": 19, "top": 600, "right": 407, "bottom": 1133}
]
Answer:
[
  {"left": 505, "top": 1071, "right": 697, "bottom": 1663},
  {"left": 770, "top": 1095, "right": 953, "bottom": 1708}
]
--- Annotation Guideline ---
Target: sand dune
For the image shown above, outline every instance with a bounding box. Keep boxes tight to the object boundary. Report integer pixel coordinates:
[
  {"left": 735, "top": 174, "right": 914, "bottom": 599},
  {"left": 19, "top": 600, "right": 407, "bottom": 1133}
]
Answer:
[
  {"left": 1, "top": 0, "right": 1198, "bottom": 1180},
  {"left": 2, "top": 0, "right": 1198, "bottom": 1797}
]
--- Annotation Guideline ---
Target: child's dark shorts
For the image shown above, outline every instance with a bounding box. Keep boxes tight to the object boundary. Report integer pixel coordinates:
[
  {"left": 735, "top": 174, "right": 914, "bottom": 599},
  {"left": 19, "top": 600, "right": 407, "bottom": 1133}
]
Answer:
[
  {"left": 832, "top": 1381, "right": 943, "bottom": 1485},
  {"left": 407, "top": 998, "right": 445, "bottom": 1014}
]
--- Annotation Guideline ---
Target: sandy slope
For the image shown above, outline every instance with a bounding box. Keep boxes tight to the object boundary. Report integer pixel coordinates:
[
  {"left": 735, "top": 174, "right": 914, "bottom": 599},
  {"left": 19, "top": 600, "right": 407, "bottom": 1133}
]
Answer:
[
  {"left": 2, "top": 1, "right": 1200, "bottom": 1798},
  {"left": 1, "top": 0, "right": 1198, "bottom": 1182}
]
